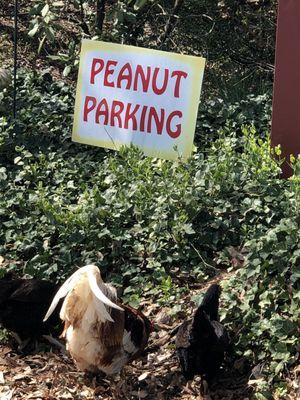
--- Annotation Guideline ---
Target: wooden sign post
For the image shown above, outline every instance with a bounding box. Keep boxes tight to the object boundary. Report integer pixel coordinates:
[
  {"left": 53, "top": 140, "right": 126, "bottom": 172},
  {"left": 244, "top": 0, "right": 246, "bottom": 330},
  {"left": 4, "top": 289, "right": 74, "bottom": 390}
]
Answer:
[{"left": 271, "top": 0, "right": 300, "bottom": 177}]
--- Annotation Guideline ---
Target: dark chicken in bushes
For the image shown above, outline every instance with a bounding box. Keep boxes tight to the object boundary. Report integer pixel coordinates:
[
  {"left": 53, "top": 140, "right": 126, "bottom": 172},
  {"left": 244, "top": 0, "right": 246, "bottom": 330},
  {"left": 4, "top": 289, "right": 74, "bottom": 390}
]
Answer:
[{"left": 176, "top": 284, "right": 230, "bottom": 380}]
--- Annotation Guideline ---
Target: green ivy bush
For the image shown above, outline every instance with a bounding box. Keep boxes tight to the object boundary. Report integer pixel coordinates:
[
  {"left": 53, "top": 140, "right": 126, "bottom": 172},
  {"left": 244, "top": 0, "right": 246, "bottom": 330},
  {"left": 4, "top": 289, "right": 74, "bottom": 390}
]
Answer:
[
  {"left": 220, "top": 158, "right": 300, "bottom": 398},
  {"left": 197, "top": 93, "right": 272, "bottom": 147},
  {"left": 0, "top": 71, "right": 299, "bottom": 394},
  {"left": 223, "top": 216, "right": 299, "bottom": 398}
]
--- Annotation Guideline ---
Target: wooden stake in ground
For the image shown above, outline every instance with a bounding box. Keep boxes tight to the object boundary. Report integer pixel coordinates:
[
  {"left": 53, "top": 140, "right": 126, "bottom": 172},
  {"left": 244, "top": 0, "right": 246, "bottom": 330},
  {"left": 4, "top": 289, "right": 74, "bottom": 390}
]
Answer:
[{"left": 271, "top": 0, "right": 300, "bottom": 177}]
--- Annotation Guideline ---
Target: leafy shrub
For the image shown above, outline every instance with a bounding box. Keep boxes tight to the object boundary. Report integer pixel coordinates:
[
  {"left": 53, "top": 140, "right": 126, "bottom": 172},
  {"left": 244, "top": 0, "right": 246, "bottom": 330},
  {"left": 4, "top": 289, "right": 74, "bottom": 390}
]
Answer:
[
  {"left": 0, "top": 70, "right": 299, "bottom": 393},
  {"left": 0, "top": 74, "right": 286, "bottom": 292},
  {"left": 197, "top": 93, "right": 272, "bottom": 147},
  {"left": 221, "top": 158, "right": 300, "bottom": 397},
  {"left": 222, "top": 211, "right": 299, "bottom": 398}
]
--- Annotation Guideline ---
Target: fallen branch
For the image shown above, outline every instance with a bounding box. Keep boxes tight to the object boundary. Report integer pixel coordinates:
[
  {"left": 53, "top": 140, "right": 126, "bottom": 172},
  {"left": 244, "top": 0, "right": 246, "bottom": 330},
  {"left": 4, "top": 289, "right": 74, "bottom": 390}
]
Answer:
[{"left": 158, "top": 0, "right": 184, "bottom": 47}]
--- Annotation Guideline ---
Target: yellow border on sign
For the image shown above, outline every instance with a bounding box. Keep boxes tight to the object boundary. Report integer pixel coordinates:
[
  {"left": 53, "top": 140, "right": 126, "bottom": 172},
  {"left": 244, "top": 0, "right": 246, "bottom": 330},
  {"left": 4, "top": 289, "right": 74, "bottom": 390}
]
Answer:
[{"left": 72, "top": 40, "right": 205, "bottom": 160}]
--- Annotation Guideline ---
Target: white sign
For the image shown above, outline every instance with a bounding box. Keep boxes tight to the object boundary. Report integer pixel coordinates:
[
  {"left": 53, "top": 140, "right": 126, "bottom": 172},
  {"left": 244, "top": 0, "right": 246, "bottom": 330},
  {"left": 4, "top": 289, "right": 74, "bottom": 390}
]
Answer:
[{"left": 73, "top": 40, "right": 206, "bottom": 160}]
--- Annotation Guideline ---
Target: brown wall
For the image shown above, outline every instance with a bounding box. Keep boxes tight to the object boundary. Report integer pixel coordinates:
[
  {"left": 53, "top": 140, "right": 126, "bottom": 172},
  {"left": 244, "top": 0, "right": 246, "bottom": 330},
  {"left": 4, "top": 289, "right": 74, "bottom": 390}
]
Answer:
[{"left": 271, "top": 0, "right": 300, "bottom": 177}]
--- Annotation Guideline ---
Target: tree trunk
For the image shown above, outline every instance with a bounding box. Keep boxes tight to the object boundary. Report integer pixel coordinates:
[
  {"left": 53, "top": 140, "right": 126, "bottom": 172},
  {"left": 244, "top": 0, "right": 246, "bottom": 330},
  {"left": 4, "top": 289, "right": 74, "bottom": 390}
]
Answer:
[{"left": 96, "top": 0, "right": 106, "bottom": 33}]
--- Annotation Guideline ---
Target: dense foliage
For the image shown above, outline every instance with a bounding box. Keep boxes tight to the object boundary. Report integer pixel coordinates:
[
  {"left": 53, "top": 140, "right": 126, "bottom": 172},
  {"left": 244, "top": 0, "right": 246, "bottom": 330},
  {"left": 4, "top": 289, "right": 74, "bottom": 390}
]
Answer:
[
  {"left": 0, "top": 71, "right": 299, "bottom": 398},
  {"left": 0, "top": 1, "right": 299, "bottom": 398},
  {"left": 1, "top": 0, "right": 276, "bottom": 98},
  {"left": 223, "top": 214, "right": 299, "bottom": 398}
]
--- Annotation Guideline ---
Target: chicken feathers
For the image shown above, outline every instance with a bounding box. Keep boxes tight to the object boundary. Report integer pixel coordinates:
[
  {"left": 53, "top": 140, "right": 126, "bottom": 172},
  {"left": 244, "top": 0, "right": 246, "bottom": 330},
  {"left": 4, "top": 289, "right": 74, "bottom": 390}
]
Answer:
[
  {"left": 176, "top": 284, "right": 230, "bottom": 380},
  {"left": 0, "top": 274, "right": 61, "bottom": 344},
  {"left": 44, "top": 265, "right": 151, "bottom": 375}
]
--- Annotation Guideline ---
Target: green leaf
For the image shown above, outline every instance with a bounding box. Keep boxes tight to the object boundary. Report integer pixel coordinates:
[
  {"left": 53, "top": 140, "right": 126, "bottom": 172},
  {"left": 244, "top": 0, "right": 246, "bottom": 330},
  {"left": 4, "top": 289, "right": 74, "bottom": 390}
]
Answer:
[
  {"left": 41, "top": 4, "right": 50, "bottom": 17},
  {"left": 44, "top": 26, "right": 55, "bottom": 42},
  {"left": 134, "top": 0, "right": 148, "bottom": 10},
  {"left": 63, "top": 65, "right": 72, "bottom": 77},
  {"left": 28, "top": 23, "right": 39, "bottom": 37},
  {"left": 0, "top": 167, "right": 7, "bottom": 181}
]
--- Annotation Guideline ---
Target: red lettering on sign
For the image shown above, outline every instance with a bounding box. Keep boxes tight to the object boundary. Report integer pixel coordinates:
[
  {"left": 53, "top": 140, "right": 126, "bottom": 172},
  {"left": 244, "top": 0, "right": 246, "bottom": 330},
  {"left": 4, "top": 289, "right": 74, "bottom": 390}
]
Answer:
[
  {"left": 133, "top": 65, "right": 151, "bottom": 93},
  {"left": 104, "top": 60, "right": 118, "bottom": 88},
  {"left": 110, "top": 101, "right": 124, "bottom": 127},
  {"left": 147, "top": 107, "right": 165, "bottom": 135},
  {"left": 95, "top": 98, "right": 109, "bottom": 124},
  {"left": 117, "top": 63, "right": 133, "bottom": 90},
  {"left": 166, "top": 111, "right": 182, "bottom": 138},
  {"left": 140, "top": 105, "right": 148, "bottom": 132},
  {"left": 124, "top": 103, "right": 140, "bottom": 130},
  {"left": 171, "top": 70, "right": 188, "bottom": 98},
  {"left": 90, "top": 59, "right": 104, "bottom": 84},
  {"left": 152, "top": 68, "right": 169, "bottom": 95},
  {"left": 83, "top": 96, "right": 97, "bottom": 121},
  {"left": 83, "top": 94, "right": 183, "bottom": 140},
  {"left": 89, "top": 59, "right": 189, "bottom": 101}
]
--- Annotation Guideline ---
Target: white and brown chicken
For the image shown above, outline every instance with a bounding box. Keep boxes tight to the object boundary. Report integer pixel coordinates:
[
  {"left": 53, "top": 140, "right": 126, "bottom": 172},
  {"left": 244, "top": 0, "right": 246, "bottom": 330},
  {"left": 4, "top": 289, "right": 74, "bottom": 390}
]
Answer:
[{"left": 44, "top": 265, "right": 152, "bottom": 374}]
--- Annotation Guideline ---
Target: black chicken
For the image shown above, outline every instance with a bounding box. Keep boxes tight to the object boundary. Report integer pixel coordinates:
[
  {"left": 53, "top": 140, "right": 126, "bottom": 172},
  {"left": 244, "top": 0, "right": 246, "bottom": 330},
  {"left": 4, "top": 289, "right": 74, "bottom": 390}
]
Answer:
[
  {"left": 175, "top": 284, "right": 230, "bottom": 380},
  {"left": 0, "top": 273, "right": 62, "bottom": 350}
]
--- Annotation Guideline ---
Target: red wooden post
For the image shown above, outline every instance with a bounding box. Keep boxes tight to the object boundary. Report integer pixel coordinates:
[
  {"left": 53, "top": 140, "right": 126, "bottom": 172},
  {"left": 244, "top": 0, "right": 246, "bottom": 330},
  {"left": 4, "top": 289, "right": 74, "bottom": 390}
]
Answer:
[{"left": 271, "top": 0, "right": 300, "bottom": 177}]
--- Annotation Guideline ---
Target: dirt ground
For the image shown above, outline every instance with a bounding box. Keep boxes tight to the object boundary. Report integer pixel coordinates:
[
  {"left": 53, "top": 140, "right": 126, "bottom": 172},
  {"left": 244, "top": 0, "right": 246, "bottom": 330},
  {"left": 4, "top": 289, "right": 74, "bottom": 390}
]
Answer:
[
  {"left": 0, "top": 341, "right": 251, "bottom": 400},
  {"left": 0, "top": 310, "right": 250, "bottom": 400},
  {"left": 0, "top": 281, "right": 299, "bottom": 400}
]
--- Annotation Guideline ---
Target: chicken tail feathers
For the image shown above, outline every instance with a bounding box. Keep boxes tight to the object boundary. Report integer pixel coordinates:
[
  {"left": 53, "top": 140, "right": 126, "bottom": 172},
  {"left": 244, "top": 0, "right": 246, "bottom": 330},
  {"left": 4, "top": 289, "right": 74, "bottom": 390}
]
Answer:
[
  {"left": 86, "top": 268, "right": 123, "bottom": 312},
  {"left": 43, "top": 270, "right": 83, "bottom": 322},
  {"left": 200, "top": 283, "right": 221, "bottom": 321},
  {"left": 192, "top": 306, "right": 216, "bottom": 339},
  {"left": 43, "top": 265, "right": 123, "bottom": 323}
]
